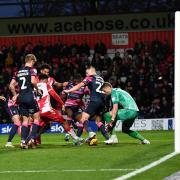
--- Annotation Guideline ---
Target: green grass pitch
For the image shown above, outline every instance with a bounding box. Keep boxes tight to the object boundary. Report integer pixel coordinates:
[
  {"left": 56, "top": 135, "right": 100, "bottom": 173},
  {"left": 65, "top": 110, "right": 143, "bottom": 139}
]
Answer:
[{"left": 0, "top": 130, "right": 179, "bottom": 180}]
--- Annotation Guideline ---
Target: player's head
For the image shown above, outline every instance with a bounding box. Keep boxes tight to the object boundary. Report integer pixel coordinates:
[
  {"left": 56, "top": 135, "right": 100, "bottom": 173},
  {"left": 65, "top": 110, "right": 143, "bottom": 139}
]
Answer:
[
  {"left": 25, "top": 54, "right": 37, "bottom": 66},
  {"left": 39, "top": 64, "right": 51, "bottom": 76},
  {"left": 73, "top": 74, "right": 82, "bottom": 84},
  {"left": 38, "top": 74, "right": 48, "bottom": 83},
  {"left": 100, "top": 82, "right": 113, "bottom": 95},
  {"left": 86, "top": 65, "right": 96, "bottom": 76}
]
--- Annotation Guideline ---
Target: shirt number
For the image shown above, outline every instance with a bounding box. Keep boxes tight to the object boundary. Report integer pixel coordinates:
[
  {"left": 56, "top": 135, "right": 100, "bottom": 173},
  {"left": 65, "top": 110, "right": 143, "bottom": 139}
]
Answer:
[
  {"left": 19, "top": 77, "right": 27, "bottom": 90},
  {"left": 96, "top": 81, "right": 103, "bottom": 93}
]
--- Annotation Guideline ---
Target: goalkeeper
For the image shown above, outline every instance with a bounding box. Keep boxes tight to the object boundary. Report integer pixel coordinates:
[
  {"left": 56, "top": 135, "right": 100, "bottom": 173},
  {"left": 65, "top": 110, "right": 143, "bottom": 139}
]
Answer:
[{"left": 101, "top": 82, "right": 150, "bottom": 145}]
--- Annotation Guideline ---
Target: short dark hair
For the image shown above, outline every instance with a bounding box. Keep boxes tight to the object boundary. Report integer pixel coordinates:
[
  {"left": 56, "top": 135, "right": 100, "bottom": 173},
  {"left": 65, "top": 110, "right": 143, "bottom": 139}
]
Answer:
[
  {"left": 100, "top": 82, "right": 112, "bottom": 90},
  {"left": 86, "top": 65, "right": 96, "bottom": 70},
  {"left": 38, "top": 74, "right": 49, "bottom": 80},
  {"left": 39, "top": 63, "right": 51, "bottom": 70}
]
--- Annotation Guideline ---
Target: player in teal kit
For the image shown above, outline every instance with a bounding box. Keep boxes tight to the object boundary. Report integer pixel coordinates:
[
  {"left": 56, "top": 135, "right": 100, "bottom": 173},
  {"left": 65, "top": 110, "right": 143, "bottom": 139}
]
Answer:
[{"left": 101, "top": 82, "right": 150, "bottom": 145}]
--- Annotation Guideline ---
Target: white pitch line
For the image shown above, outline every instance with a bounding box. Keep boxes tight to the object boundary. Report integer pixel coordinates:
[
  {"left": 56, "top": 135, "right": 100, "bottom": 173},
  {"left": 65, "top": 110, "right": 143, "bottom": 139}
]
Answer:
[
  {"left": 0, "top": 170, "right": 59, "bottom": 174},
  {"left": 100, "top": 169, "right": 138, "bottom": 171},
  {"left": 114, "top": 152, "right": 178, "bottom": 180},
  {"left": 0, "top": 168, "right": 137, "bottom": 174},
  {"left": 62, "top": 169, "right": 96, "bottom": 172}
]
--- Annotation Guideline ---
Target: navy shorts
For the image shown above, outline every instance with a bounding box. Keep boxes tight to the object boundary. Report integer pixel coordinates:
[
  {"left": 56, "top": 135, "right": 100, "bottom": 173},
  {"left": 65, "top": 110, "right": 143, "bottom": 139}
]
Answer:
[
  {"left": 18, "top": 95, "right": 39, "bottom": 117},
  {"left": 65, "top": 106, "right": 82, "bottom": 119},
  {"left": 8, "top": 105, "right": 19, "bottom": 117},
  {"left": 85, "top": 101, "right": 104, "bottom": 118}
]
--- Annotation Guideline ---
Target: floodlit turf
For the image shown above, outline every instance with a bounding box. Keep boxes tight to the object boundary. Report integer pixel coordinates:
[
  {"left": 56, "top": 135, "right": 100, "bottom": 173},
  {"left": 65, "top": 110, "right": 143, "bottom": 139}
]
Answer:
[
  {"left": 130, "top": 154, "right": 180, "bottom": 180},
  {"left": 0, "top": 131, "right": 176, "bottom": 180}
]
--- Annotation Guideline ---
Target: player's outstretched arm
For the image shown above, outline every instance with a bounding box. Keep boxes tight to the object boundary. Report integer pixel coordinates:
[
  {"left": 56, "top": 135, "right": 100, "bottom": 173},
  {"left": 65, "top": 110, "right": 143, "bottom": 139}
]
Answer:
[
  {"left": 110, "top": 104, "right": 118, "bottom": 123},
  {"left": 9, "top": 79, "right": 17, "bottom": 96},
  {"left": 64, "top": 82, "right": 85, "bottom": 93},
  {"left": 107, "top": 104, "right": 118, "bottom": 132}
]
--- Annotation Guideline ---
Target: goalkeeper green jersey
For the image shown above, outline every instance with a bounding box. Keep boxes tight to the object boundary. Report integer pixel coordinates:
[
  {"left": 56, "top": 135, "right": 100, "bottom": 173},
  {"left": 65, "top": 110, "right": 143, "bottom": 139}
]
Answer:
[{"left": 111, "top": 88, "right": 139, "bottom": 111}]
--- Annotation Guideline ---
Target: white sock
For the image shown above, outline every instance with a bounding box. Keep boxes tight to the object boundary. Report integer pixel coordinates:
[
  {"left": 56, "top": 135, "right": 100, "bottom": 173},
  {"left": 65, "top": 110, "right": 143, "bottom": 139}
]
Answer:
[
  {"left": 89, "top": 132, "right": 96, "bottom": 138},
  {"left": 68, "top": 129, "right": 78, "bottom": 140}
]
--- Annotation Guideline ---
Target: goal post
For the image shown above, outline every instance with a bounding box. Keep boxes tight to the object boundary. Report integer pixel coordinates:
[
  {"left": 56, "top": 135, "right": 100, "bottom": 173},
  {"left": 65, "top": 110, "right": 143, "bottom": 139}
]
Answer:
[{"left": 175, "top": 11, "right": 180, "bottom": 153}]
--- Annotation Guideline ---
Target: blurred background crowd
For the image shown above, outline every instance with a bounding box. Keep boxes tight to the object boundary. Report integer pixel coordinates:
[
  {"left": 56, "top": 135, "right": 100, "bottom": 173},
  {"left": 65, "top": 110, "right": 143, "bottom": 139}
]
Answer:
[{"left": 0, "top": 38, "right": 174, "bottom": 123}]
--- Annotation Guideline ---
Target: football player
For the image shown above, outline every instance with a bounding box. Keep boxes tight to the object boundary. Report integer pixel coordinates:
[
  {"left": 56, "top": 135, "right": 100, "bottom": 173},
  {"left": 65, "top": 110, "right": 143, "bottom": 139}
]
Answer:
[
  {"left": 36, "top": 74, "right": 84, "bottom": 145},
  {"left": 63, "top": 74, "right": 89, "bottom": 140},
  {"left": 9, "top": 54, "right": 41, "bottom": 149},
  {"left": 5, "top": 85, "right": 21, "bottom": 148},
  {"left": 101, "top": 82, "right": 150, "bottom": 144},
  {"left": 64, "top": 66, "right": 110, "bottom": 143}
]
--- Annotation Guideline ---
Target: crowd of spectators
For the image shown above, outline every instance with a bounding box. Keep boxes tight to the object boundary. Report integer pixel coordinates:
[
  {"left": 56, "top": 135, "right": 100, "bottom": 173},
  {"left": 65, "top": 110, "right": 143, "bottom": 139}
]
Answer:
[{"left": 0, "top": 38, "right": 174, "bottom": 123}]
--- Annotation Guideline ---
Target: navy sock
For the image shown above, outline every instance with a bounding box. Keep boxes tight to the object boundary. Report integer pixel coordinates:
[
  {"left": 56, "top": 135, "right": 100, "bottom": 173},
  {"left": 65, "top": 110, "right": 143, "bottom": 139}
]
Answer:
[
  {"left": 77, "top": 127, "right": 83, "bottom": 137},
  {"left": 83, "top": 120, "right": 92, "bottom": 133},
  {"left": 25, "top": 126, "right": 31, "bottom": 142},
  {"left": 38, "top": 125, "right": 48, "bottom": 135},
  {"left": 21, "top": 126, "right": 29, "bottom": 141},
  {"left": 30, "top": 124, "right": 40, "bottom": 139},
  {"left": 8, "top": 124, "right": 18, "bottom": 142},
  {"left": 99, "top": 124, "right": 109, "bottom": 140}
]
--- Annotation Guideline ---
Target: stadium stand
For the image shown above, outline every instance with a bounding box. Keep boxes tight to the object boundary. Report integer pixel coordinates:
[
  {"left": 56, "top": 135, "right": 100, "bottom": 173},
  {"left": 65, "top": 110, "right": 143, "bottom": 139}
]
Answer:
[{"left": 0, "top": 39, "right": 174, "bottom": 123}]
